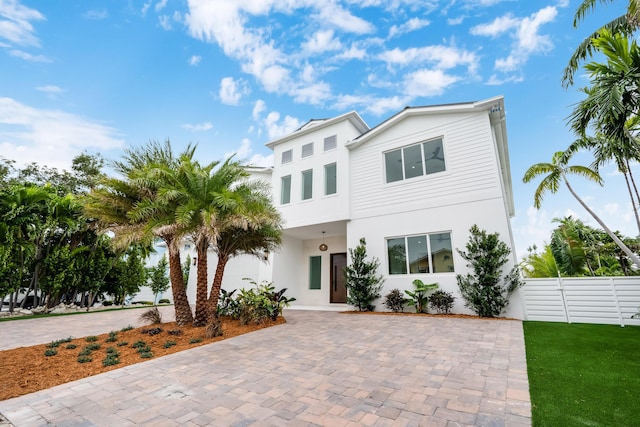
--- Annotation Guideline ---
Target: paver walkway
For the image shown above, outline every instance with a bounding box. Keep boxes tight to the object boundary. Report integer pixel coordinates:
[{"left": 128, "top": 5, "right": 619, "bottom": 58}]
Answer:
[{"left": 0, "top": 310, "right": 531, "bottom": 426}]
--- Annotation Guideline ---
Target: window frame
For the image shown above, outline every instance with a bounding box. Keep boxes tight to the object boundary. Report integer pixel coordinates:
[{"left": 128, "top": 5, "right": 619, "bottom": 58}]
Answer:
[
  {"left": 324, "top": 162, "right": 337, "bottom": 196},
  {"left": 282, "top": 149, "right": 293, "bottom": 164},
  {"left": 324, "top": 135, "right": 337, "bottom": 151},
  {"left": 386, "top": 231, "right": 454, "bottom": 275},
  {"left": 301, "top": 142, "right": 314, "bottom": 158},
  {"left": 301, "top": 169, "right": 313, "bottom": 200},
  {"left": 309, "top": 256, "right": 321, "bottom": 289},
  {"left": 384, "top": 137, "right": 445, "bottom": 183},
  {"left": 280, "top": 175, "right": 291, "bottom": 205}
]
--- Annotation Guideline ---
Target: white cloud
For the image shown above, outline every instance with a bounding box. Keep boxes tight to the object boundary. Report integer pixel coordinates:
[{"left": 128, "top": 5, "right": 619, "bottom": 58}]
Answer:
[
  {"left": 219, "top": 77, "right": 250, "bottom": 105},
  {"left": 0, "top": 97, "right": 124, "bottom": 170},
  {"left": 141, "top": 2, "right": 152, "bottom": 16},
  {"left": 302, "top": 29, "right": 342, "bottom": 53},
  {"left": 379, "top": 45, "right": 478, "bottom": 73},
  {"left": 334, "top": 93, "right": 408, "bottom": 116},
  {"left": 486, "top": 74, "right": 524, "bottom": 85},
  {"left": 0, "top": 0, "right": 44, "bottom": 47},
  {"left": 9, "top": 49, "right": 50, "bottom": 62},
  {"left": 252, "top": 100, "right": 266, "bottom": 121},
  {"left": 604, "top": 203, "right": 619, "bottom": 216},
  {"left": 388, "top": 17, "right": 430, "bottom": 38},
  {"left": 470, "top": 14, "right": 519, "bottom": 37},
  {"left": 404, "top": 69, "right": 459, "bottom": 97},
  {"left": 181, "top": 122, "right": 213, "bottom": 132},
  {"left": 313, "top": 3, "right": 374, "bottom": 34},
  {"left": 188, "top": 55, "right": 201, "bottom": 65},
  {"left": 83, "top": 9, "right": 109, "bottom": 20},
  {"left": 264, "top": 111, "right": 302, "bottom": 140},
  {"left": 447, "top": 16, "right": 465, "bottom": 25},
  {"left": 335, "top": 43, "right": 367, "bottom": 60},
  {"left": 36, "top": 85, "right": 64, "bottom": 94},
  {"left": 155, "top": 0, "right": 168, "bottom": 12}
]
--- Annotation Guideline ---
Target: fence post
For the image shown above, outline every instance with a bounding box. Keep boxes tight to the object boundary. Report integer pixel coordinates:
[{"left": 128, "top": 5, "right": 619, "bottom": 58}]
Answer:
[
  {"left": 609, "top": 277, "right": 624, "bottom": 327},
  {"left": 558, "top": 275, "right": 570, "bottom": 323}
]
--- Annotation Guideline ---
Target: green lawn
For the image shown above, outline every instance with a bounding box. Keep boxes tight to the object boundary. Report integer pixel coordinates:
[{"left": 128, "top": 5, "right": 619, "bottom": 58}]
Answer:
[{"left": 524, "top": 321, "right": 640, "bottom": 427}]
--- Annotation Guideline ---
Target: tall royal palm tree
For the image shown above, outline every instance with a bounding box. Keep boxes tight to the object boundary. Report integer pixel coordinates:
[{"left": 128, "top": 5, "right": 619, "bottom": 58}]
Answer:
[
  {"left": 523, "top": 151, "right": 640, "bottom": 267},
  {"left": 85, "top": 141, "right": 195, "bottom": 325},
  {"left": 563, "top": 0, "right": 640, "bottom": 87}
]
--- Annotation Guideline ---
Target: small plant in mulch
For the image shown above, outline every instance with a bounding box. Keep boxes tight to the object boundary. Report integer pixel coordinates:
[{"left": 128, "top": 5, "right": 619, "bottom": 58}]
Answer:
[
  {"left": 77, "top": 355, "right": 92, "bottom": 363},
  {"left": 139, "top": 307, "right": 163, "bottom": 325},
  {"left": 132, "top": 340, "right": 147, "bottom": 349},
  {"left": 120, "top": 325, "right": 134, "bottom": 332},
  {"left": 102, "top": 348, "right": 120, "bottom": 366},
  {"left": 105, "top": 331, "right": 118, "bottom": 342},
  {"left": 139, "top": 351, "right": 153, "bottom": 359},
  {"left": 189, "top": 338, "right": 202, "bottom": 344},
  {"left": 167, "top": 329, "right": 183, "bottom": 336},
  {"left": 141, "top": 327, "right": 163, "bottom": 336},
  {"left": 66, "top": 344, "right": 77, "bottom": 349},
  {"left": 105, "top": 347, "right": 118, "bottom": 355},
  {"left": 163, "top": 340, "right": 177, "bottom": 349},
  {"left": 383, "top": 289, "right": 406, "bottom": 313},
  {"left": 46, "top": 337, "right": 73, "bottom": 348},
  {"left": 85, "top": 343, "right": 101, "bottom": 352},
  {"left": 85, "top": 336, "right": 98, "bottom": 343},
  {"left": 44, "top": 349, "right": 58, "bottom": 357},
  {"left": 116, "top": 341, "right": 128, "bottom": 347}
]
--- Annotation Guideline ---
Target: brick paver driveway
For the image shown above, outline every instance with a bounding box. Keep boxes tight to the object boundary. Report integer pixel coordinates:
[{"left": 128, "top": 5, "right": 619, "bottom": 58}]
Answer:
[{"left": 0, "top": 310, "right": 530, "bottom": 426}]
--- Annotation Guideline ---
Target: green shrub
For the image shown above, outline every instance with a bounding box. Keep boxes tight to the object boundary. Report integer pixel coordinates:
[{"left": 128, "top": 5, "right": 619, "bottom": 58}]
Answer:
[
  {"left": 105, "top": 331, "right": 118, "bottom": 342},
  {"left": 85, "top": 343, "right": 101, "bottom": 351},
  {"left": 139, "top": 351, "right": 153, "bottom": 359},
  {"left": 217, "top": 288, "right": 238, "bottom": 317},
  {"left": 344, "top": 238, "right": 384, "bottom": 312},
  {"left": 77, "top": 355, "right": 92, "bottom": 363},
  {"left": 158, "top": 298, "right": 170, "bottom": 304},
  {"left": 139, "top": 307, "right": 162, "bottom": 325},
  {"left": 105, "top": 347, "right": 118, "bottom": 355},
  {"left": 189, "top": 338, "right": 202, "bottom": 344},
  {"left": 456, "top": 225, "right": 523, "bottom": 317},
  {"left": 405, "top": 280, "right": 438, "bottom": 313},
  {"left": 132, "top": 340, "right": 147, "bottom": 349},
  {"left": 85, "top": 336, "right": 98, "bottom": 342},
  {"left": 117, "top": 341, "right": 128, "bottom": 347},
  {"left": 44, "top": 349, "right": 58, "bottom": 357},
  {"left": 46, "top": 337, "right": 73, "bottom": 348},
  {"left": 428, "top": 290, "right": 456, "bottom": 314},
  {"left": 163, "top": 340, "right": 177, "bottom": 349},
  {"left": 120, "top": 325, "right": 134, "bottom": 332},
  {"left": 102, "top": 355, "right": 120, "bottom": 366},
  {"left": 102, "top": 301, "right": 113, "bottom": 306},
  {"left": 66, "top": 344, "right": 77, "bottom": 349},
  {"left": 383, "top": 289, "right": 406, "bottom": 313},
  {"left": 132, "top": 301, "right": 154, "bottom": 305}
]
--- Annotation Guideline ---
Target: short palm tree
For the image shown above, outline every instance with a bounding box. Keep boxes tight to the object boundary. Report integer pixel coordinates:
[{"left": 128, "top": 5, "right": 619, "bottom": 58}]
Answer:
[
  {"left": 563, "top": 0, "right": 640, "bottom": 87},
  {"left": 523, "top": 151, "right": 640, "bottom": 268}
]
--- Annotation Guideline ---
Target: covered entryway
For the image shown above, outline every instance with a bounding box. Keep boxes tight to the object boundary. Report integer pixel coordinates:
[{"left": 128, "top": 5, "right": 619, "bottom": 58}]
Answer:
[{"left": 330, "top": 252, "right": 347, "bottom": 303}]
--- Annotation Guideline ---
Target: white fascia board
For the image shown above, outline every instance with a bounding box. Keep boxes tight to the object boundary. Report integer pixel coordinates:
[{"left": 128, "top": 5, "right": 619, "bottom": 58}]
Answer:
[{"left": 264, "top": 111, "right": 369, "bottom": 150}]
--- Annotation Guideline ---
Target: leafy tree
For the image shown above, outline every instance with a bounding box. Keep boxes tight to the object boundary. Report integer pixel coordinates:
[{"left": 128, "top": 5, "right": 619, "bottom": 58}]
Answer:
[
  {"left": 148, "top": 255, "right": 170, "bottom": 304},
  {"left": 523, "top": 151, "right": 640, "bottom": 268},
  {"left": 344, "top": 238, "right": 384, "bottom": 312},
  {"left": 456, "top": 225, "right": 523, "bottom": 318},
  {"left": 563, "top": 0, "right": 640, "bottom": 87}
]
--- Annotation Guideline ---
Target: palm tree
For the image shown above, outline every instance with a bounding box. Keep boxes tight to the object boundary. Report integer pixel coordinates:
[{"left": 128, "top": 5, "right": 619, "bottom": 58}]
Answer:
[
  {"left": 523, "top": 151, "right": 640, "bottom": 267},
  {"left": 521, "top": 245, "right": 560, "bottom": 278},
  {"left": 563, "top": 0, "right": 640, "bottom": 87},
  {"left": 85, "top": 141, "right": 195, "bottom": 325}
]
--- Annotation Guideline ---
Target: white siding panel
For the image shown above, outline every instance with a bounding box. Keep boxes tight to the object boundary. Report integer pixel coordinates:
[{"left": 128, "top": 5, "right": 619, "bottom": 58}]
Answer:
[{"left": 350, "top": 112, "right": 502, "bottom": 219}]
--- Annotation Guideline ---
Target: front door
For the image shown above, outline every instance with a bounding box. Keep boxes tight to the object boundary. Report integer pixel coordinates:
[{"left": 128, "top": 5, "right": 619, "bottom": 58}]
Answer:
[{"left": 330, "top": 253, "right": 347, "bottom": 303}]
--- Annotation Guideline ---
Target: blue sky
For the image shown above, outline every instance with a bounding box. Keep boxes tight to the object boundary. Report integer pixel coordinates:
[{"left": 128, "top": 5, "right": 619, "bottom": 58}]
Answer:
[{"left": 0, "top": 0, "right": 634, "bottom": 258}]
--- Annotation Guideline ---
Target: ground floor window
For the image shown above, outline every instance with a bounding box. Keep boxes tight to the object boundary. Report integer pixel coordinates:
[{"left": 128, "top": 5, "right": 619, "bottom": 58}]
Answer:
[
  {"left": 309, "top": 256, "right": 321, "bottom": 289},
  {"left": 386, "top": 232, "right": 454, "bottom": 274}
]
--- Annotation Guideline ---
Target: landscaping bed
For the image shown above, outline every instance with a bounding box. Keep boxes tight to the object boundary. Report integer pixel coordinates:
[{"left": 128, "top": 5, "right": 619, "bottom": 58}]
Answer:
[{"left": 0, "top": 316, "right": 285, "bottom": 401}]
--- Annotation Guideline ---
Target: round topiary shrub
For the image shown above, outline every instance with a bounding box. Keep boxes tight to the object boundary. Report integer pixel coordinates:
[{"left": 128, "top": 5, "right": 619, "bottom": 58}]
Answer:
[
  {"left": 428, "top": 290, "right": 456, "bottom": 314},
  {"left": 383, "top": 289, "right": 406, "bottom": 313}
]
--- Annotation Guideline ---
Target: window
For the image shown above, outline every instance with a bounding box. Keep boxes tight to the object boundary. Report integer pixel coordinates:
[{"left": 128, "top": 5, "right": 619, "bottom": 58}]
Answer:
[
  {"left": 324, "top": 135, "right": 337, "bottom": 151},
  {"left": 302, "top": 143, "right": 314, "bottom": 158},
  {"left": 384, "top": 137, "right": 445, "bottom": 183},
  {"left": 301, "top": 169, "right": 313, "bottom": 200},
  {"left": 309, "top": 256, "right": 321, "bottom": 289},
  {"left": 386, "top": 232, "right": 453, "bottom": 274},
  {"left": 282, "top": 149, "right": 292, "bottom": 164},
  {"left": 324, "top": 163, "right": 337, "bottom": 195},
  {"left": 280, "top": 175, "right": 291, "bottom": 204}
]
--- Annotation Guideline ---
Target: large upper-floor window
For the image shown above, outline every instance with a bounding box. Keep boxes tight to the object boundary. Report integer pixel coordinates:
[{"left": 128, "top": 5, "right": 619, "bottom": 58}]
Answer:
[
  {"left": 324, "top": 163, "right": 337, "bottom": 195},
  {"left": 384, "top": 137, "right": 445, "bottom": 183},
  {"left": 324, "top": 135, "right": 337, "bottom": 151},
  {"left": 282, "top": 149, "right": 293, "bottom": 164},
  {"left": 301, "top": 169, "right": 313, "bottom": 200},
  {"left": 302, "top": 143, "right": 314, "bottom": 158},
  {"left": 386, "top": 232, "right": 454, "bottom": 274},
  {"left": 280, "top": 175, "right": 291, "bottom": 204}
]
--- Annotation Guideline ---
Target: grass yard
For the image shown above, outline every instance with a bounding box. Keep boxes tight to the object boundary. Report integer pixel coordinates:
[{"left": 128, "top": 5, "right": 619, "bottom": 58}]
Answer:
[{"left": 524, "top": 321, "right": 640, "bottom": 427}]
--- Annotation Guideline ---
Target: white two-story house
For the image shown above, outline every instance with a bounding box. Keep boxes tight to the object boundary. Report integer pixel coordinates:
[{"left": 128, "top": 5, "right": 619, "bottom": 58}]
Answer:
[{"left": 184, "top": 96, "right": 523, "bottom": 318}]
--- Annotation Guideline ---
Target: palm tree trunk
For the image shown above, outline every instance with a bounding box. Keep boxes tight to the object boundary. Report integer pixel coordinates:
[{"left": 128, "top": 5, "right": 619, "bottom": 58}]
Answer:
[
  {"left": 206, "top": 256, "right": 228, "bottom": 323},
  {"left": 167, "top": 245, "right": 194, "bottom": 326},
  {"left": 563, "top": 173, "right": 640, "bottom": 267},
  {"left": 193, "top": 238, "right": 210, "bottom": 327},
  {"left": 622, "top": 168, "right": 640, "bottom": 235}
]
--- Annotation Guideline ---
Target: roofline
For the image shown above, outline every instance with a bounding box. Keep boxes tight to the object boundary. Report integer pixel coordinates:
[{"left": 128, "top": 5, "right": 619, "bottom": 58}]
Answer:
[
  {"left": 265, "top": 110, "right": 369, "bottom": 149},
  {"left": 346, "top": 96, "right": 505, "bottom": 149}
]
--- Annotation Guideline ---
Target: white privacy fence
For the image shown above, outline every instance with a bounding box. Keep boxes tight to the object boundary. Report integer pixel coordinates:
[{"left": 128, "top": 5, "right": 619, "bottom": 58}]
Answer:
[{"left": 521, "top": 277, "right": 640, "bottom": 326}]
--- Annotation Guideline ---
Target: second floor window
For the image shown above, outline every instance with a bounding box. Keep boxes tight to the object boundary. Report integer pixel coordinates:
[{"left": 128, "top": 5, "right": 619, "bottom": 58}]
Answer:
[
  {"left": 281, "top": 175, "right": 291, "bottom": 204},
  {"left": 302, "top": 143, "right": 314, "bottom": 158},
  {"left": 302, "top": 169, "right": 313, "bottom": 200},
  {"left": 325, "top": 163, "right": 337, "bottom": 195},
  {"left": 384, "top": 137, "right": 445, "bottom": 183},
  {"left": 324, "top": 135, "right": 337, "bottom": 151},
  {"left": 282, "top": 149, "right": 292, "bottom": 164}
]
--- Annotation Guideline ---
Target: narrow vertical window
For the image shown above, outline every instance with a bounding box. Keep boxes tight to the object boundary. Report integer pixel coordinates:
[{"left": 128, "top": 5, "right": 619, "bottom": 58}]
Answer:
[
  {"left": 324, "top": 135, "right": 337, "bottom": 151},
  {"left": 403, "top": 144, "right": 424, "bottom": 179},
  {"left": 408, "top": 235, "right": 429, "bottom": 273},
  {"left": 301, "top": 169, "right": 313, "bottom": 200},
  {"left": 430, "top": 233, "right": 454, "bottom": 272},
  {"left": 423, "top": 138, "right": 446, "bottom": 174},
  {"left": 282, "top": 149, "right": 292, "bottom": 164},
  {"left": 309, "top": 256, "right": 321, "bottom": 289},
  {"left": 280, "top": 175, "right": 291, "bottom": 204},
  {"left": 324, "top": 163, "right": 337, "bottom": 195}
]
